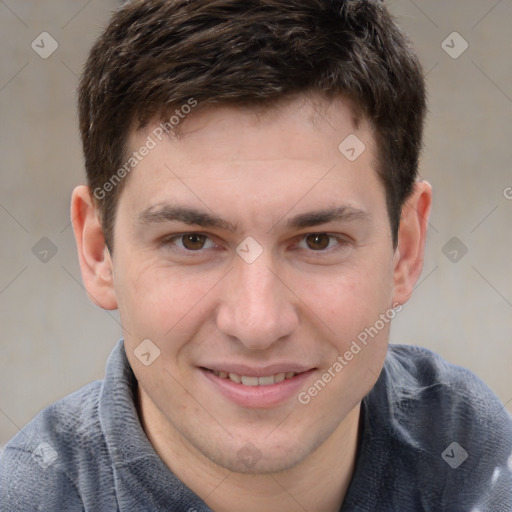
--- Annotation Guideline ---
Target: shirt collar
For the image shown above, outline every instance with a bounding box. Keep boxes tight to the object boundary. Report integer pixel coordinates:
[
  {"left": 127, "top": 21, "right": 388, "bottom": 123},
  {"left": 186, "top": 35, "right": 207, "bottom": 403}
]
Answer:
[{"left": 98, "top": 340, "right": 212, "bottom": 512}]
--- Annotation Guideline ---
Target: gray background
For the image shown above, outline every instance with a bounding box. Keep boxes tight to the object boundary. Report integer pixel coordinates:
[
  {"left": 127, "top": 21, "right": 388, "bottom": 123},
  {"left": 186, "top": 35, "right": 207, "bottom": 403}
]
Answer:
[{"left": 1, "top": 0, "right": 511, "bottom": 446}]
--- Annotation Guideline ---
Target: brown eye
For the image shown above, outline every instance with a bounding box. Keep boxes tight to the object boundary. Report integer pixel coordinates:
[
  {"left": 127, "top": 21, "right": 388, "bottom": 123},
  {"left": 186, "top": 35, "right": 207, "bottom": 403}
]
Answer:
[
  {"left": 181, "top": 233, "right": 208, "bottom": 250},
  {"left": 305, "top": 233, "right": 331, "bottom": 250}
]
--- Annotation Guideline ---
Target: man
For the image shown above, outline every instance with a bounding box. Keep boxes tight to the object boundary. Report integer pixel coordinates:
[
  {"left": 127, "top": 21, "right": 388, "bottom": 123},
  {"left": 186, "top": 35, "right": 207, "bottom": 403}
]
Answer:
[{"left": 1, "top": 0, "right": 511, "bottom": 510}]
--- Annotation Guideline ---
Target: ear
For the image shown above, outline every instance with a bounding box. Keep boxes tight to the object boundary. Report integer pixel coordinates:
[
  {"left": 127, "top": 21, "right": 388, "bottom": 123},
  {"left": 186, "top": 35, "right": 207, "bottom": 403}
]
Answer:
[
  {"left": 70, "top": 185, "right": 118, "bottom": 310},
  {"left": 392, "top": 180, "right": 432, "bottom": 306}
]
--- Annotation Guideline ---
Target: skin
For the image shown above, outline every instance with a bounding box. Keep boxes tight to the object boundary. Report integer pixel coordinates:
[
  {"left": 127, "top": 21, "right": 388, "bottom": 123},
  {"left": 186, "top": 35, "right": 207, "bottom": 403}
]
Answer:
[{"left": 71, "top": 94, "right": 431, "bottom": 512}]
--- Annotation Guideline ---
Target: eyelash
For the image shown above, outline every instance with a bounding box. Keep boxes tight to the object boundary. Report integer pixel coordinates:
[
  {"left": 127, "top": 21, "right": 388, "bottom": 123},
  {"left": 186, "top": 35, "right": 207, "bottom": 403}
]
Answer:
[{"left": 161, "top": 232, "right": 350, "bottom": 255}]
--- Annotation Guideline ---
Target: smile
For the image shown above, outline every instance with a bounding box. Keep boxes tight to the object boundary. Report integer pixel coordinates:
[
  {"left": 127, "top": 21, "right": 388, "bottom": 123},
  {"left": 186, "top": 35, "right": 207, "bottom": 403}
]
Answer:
[
  {"left": 211, "top": 370, "right": 298, "bottom": 386},
  {"left": 201, "top": 367, "right": 315, "bottom": 408}
]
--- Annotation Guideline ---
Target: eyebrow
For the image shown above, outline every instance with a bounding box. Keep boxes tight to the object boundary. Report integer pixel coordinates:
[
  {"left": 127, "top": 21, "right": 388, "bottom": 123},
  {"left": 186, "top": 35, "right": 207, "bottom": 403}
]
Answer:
[
  {"left": 136, "top": 204, "right": 369, "bottom": 232},
  {"left": 285, "top": 206, "right": 369, "bottom": 229},
  {"left": 137, "top": 205, "right": 237, "bottom": 232}
]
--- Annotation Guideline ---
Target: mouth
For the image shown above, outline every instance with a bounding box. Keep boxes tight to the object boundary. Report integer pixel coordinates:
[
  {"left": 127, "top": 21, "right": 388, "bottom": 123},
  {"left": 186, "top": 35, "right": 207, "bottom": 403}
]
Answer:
[
  {"left": 205, "top": 369, "right": 299, "bottom": 386},
  {"left": 200, "top": 366, "right": 316, "bottom": 408}
]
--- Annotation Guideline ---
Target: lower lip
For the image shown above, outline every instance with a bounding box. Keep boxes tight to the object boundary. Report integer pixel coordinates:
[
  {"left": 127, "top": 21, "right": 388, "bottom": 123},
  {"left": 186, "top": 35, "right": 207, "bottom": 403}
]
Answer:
[{"left": 200, "top": 369, "right": 315, "bottom": 408}]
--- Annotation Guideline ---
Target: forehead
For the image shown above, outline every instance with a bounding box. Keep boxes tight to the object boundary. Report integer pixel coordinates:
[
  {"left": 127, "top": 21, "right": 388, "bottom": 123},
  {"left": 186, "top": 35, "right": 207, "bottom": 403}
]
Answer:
[
  {"left": 138, "top": 95, "right": 369, "bottom": 162},
  {"left": 118, "top": 95, "right": 384, "bottom": 222}
]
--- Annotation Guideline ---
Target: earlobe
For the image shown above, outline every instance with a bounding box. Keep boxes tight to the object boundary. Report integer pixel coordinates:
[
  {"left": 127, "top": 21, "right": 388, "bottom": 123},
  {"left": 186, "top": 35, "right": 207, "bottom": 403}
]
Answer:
[
  {"left": 70, "top": 185, "right": 118, "bottom": 310},
  {"left": 392, "top": 180, "right": 432, "bottom": 306}
]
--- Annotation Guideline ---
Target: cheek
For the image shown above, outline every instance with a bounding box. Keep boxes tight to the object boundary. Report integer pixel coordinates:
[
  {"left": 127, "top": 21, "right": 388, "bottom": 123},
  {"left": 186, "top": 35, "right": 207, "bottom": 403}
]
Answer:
[
  {"left": 293, "top": 262, "right": 393, "bottom": 342},
  {"left": 116, "top": 259, "right": 221, "bottom": 343}
]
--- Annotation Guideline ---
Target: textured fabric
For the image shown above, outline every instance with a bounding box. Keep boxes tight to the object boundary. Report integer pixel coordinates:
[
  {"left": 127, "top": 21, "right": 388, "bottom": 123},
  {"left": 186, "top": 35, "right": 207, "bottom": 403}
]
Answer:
[{"left": 1, "top": 340, "right": 511, "bottom": 511}]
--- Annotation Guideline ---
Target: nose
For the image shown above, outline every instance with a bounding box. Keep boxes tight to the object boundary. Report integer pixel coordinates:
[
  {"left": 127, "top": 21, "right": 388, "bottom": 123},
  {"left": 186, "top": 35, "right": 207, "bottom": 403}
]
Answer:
[{"left": 216, "top": 253, "right": 299, "bottom": 351}]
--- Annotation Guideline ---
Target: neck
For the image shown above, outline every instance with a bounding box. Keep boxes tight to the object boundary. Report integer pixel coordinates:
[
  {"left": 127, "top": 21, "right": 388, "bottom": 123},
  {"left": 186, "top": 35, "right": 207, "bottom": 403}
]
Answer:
[{"left": 138, "top": 388, "right": 361, "bottom": 512}]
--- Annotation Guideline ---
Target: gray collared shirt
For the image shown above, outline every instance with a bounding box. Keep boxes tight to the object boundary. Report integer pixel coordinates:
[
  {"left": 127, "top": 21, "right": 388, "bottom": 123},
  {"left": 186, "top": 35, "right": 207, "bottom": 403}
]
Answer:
[{"left": 1, "top": 340, "right": 511, "bottom": 511}]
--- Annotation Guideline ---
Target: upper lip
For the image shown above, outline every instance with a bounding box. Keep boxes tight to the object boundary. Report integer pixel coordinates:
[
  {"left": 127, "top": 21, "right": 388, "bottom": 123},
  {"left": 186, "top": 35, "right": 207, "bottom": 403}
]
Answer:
[{"left": 200, "top": 363, "right": 315, "bottom": 377}]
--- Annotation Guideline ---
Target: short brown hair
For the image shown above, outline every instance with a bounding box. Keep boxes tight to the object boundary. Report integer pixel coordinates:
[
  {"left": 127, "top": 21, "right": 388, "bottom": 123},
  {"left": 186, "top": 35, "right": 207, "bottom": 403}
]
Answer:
[{"left": 78, "top": 0, "right": 426, "bottom": 250}]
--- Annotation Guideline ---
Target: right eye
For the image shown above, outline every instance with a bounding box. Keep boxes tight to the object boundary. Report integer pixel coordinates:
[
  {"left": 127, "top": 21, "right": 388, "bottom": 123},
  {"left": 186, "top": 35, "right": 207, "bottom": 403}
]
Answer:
[{"left": 163, "top": 232, "right": 217, "bottom": 252}]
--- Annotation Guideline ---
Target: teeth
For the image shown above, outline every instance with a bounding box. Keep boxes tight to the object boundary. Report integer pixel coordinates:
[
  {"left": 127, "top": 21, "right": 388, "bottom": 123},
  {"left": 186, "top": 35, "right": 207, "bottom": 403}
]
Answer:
[
  {"left": 258, "top": 375, "right": 275, "bottom": 386},
  {"left": 228, "top": 372, "right": 241, "bottom": 383},
  {"left": 241, "top": 376, "right": 259, "bottom": 386},
  {"left": 213, "top": 370, "right": 297, "bottom": 386}
]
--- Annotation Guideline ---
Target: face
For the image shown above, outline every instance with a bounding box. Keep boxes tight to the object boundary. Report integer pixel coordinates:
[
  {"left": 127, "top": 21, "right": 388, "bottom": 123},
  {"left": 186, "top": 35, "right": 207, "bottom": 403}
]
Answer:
[{"left": 110, "top": 95, "right": 398, "bottom": 474}]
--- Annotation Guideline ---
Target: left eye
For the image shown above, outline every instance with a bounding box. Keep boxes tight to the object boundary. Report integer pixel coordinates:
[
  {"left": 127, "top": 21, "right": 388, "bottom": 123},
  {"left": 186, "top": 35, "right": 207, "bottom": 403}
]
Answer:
[
  {"left": 298, "top": 233, "right": 342, "bottom": 251},
  {"left": 169, "top": 233, "right": 216, "bottom": 251}
]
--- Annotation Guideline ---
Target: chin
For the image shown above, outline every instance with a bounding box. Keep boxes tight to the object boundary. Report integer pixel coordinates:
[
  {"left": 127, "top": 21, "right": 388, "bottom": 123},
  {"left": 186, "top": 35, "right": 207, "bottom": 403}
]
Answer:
[
  {"left": 212, "top": 448, "right": 307, "bottom": 475},
  {"left": 196, "top": 429, "right": 325, "bottom": 475}
]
